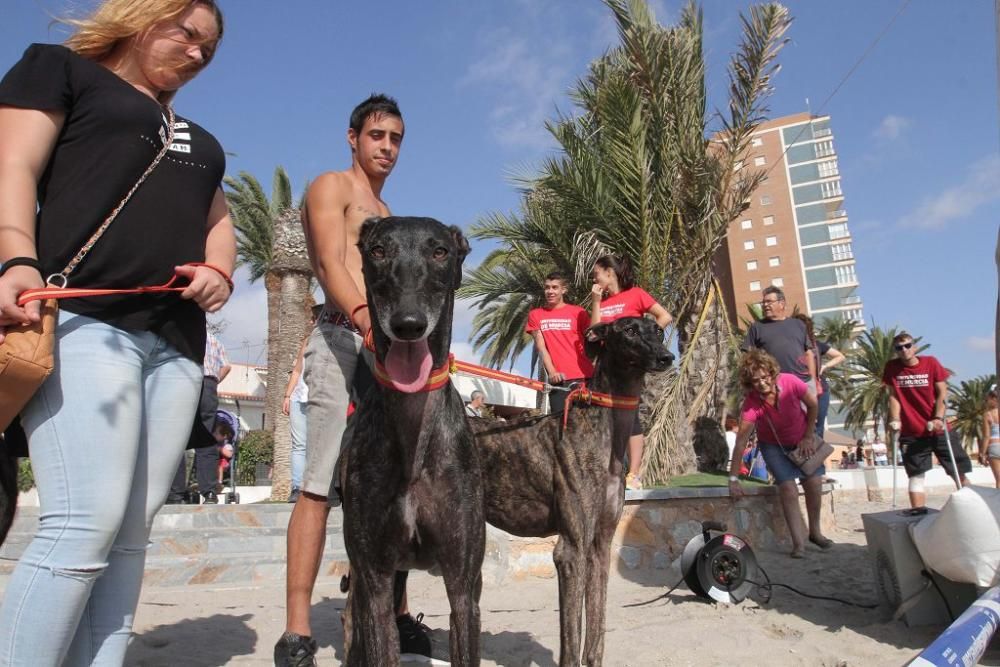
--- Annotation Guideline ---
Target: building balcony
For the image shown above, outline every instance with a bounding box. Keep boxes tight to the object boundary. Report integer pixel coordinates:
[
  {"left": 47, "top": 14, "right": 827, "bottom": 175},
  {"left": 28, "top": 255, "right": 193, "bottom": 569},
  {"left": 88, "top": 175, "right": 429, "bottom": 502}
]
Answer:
[
  {"left": 813, "top": 128, "right": 832, "bottom": 138},
  {"left": 829, "top": 208, "right": 847, "bottom": 219}
]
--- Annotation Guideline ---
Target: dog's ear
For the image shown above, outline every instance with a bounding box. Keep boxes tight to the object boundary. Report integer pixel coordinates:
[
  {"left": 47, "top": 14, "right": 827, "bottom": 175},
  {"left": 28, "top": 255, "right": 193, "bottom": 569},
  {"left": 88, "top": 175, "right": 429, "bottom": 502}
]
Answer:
[
  {"left": 583, "top": 322, "right": 609, "bottom": 358},
  {"left": 448, "top": 225, "right": 470, "bottom": 288},
  {"left": 358, "top": 216, "right": 383, "bottom": 251}
]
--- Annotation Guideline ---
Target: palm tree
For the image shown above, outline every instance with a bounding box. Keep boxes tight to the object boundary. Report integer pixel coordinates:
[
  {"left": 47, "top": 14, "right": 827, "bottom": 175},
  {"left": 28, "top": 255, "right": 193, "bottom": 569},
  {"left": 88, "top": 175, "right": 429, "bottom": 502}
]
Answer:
[
  {"left": 949, "top": 374, "right": 996, "bottom": 452},
  {"left": 459, "top": 0, "right": 793, "bottom": 481},
  {"left": 224, "top": 166, "right": 312, "bottom": 498}
]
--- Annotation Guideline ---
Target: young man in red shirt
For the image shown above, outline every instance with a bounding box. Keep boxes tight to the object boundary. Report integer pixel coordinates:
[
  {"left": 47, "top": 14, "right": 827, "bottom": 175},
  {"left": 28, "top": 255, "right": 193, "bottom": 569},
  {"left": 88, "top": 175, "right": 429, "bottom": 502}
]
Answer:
[
  {"left": 525, "top": 272, "right": 594, "bottom": 414},
  {"left": 882, "top": 331, "right": 970, "bottom": 508}
]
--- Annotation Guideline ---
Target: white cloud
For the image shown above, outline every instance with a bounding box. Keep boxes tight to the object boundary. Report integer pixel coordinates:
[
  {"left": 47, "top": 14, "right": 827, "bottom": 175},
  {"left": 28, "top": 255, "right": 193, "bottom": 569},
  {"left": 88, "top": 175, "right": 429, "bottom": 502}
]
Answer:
[
  {"left": 965, "top": 335, "right": 995, "bottom": 353},
  {"left": 900, "top": 154, "right": 1000, "bottom": 230},
  {"left": 873, "top": 114, "right": 911, "bottom": 141},
  {"left": 458, "top": 26, "right": 573, "bottom": 149}
]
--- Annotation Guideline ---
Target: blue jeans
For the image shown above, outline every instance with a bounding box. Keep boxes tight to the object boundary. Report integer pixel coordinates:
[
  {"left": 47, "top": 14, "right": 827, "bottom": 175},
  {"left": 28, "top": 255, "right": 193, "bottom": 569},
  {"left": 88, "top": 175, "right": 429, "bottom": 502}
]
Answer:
[
  {"left": 0, "top": 311, "right": 201, "bottom": 666},
  {"left": 289, "top": 400, "right": 307, "bottom": 491},
  {"left": 816, "top": 386, "right": 830, "bottom": 436}
]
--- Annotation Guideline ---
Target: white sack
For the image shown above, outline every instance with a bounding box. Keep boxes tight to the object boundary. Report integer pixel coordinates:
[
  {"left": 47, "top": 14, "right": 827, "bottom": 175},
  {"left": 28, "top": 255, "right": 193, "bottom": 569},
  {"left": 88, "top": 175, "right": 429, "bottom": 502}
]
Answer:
[{"left": 910, "top": 486, "right": 1000, "bottom": 588}]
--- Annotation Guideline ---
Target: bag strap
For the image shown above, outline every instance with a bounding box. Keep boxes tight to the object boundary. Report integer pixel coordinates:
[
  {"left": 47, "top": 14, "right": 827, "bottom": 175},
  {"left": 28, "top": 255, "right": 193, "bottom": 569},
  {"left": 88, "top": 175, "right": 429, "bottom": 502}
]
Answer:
[{"left": 47, "top": 106, "right": 177, "bottom": 288}]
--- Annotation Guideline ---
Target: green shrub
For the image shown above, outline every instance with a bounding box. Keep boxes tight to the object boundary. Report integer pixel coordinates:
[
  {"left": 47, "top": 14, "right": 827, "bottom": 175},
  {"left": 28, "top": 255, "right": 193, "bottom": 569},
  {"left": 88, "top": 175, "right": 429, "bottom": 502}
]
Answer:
[
  {"left": 237, "top": 430, "right": 273, "bottom": 485},
  {"left": 18, "top": 458, "right": 34, "bottom": 493}
]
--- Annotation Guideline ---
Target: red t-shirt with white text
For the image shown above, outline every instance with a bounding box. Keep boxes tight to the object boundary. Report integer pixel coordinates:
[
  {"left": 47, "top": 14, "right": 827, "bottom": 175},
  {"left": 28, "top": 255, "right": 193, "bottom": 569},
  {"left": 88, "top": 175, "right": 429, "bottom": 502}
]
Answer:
[
  {"left": 597, "top": 287, "right": 656, "bottom": 323},
  {"left": 882, "top": 355, "right": 950, "bottom": 438},
  {"left": 525, "top": 304, "right": 594, "bottom": 379}
]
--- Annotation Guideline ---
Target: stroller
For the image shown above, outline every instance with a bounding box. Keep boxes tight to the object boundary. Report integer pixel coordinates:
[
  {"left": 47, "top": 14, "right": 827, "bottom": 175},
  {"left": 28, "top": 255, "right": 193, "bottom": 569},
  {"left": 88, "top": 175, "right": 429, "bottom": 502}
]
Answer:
[{"left": 214, "top": 409, "right": 242, "bottom": 504}]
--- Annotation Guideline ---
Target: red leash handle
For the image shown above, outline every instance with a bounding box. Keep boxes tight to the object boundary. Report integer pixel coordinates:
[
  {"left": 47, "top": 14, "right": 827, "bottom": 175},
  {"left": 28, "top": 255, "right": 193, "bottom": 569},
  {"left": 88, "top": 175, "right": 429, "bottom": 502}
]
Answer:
[
  {"left": 183, "top": 262, "right": 234, "bottom": 293},
  {"left": 14, "top": 263, "right": 222, "bottom": 307}
]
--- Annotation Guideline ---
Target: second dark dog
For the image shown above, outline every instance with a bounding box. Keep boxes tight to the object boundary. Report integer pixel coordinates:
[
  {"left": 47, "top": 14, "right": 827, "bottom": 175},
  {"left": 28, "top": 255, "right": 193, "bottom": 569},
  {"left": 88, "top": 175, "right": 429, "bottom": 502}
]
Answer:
[
  {"left": 339, "top": 216, "right": 484, "bottom": 666},
  {"left": 470, "top": 317, "right": 672, "bottom": 667}
]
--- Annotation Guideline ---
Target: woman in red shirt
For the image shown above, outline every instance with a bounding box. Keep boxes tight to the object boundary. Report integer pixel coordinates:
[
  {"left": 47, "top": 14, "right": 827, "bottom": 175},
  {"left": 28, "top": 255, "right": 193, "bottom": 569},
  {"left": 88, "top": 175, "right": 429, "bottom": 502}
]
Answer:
[{"left": 590, "top": 255, "right": 672, "bottom": 490}]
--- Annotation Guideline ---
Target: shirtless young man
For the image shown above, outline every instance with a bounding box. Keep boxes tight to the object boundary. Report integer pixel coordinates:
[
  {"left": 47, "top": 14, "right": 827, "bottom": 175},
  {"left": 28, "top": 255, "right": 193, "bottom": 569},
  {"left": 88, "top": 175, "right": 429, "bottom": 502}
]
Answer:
[{"left": 274, "top": 94, "right": 429, "bottom": 665}]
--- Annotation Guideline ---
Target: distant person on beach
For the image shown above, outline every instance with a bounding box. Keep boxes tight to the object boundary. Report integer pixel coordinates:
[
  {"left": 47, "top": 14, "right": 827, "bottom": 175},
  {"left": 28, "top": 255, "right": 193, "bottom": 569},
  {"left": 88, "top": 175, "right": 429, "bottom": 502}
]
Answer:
[
  {"left": 725, "top": 416, "right": 739, "bottom": 466},
  {"left": 0, "top": 1, "right": 233, "bottom": 663},
  {"left": 791, "top": 313, "right": 845, "bottom": 437},
  {"left": 872, "top": 436, "right": 889, "bottom": 466},
  {"left": 526, "top": 271, "right": 593, "bottom": 415},
  {"left": 282, "top": 304, "right": 323, "bottom": 504},
  {"left": 729, "top": 350, "right": 831, "bottom": 558},
  {"left": 465, "top": 390, "right": 486, "bottom": 418},
  {"left": 981, "top": 389, "right": 1000, "bottom": 488},
  {"left": 883, "top": 331, "right": 971, "bottom": 508},
  {"left": 590, "top": 254, "right": 673, "bottom": 490}
]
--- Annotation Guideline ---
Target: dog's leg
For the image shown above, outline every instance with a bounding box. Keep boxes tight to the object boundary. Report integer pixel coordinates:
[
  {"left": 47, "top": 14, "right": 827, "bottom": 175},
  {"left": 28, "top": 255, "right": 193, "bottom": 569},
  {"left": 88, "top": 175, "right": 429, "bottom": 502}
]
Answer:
[
  {"left": 440, "top": 566, "right": 482, "bottom": 667},
  {"left": 347, "top": 570, "right": 399, "bottom": 667},
  {"left": 582, "top": 534, "right": 612, "bottom": 666},
  {"left": 582, "top": 481, "right": 624, "bottom": 666},
  {"left": 554, "top": 534, "right": 587, "bottom": 667}
]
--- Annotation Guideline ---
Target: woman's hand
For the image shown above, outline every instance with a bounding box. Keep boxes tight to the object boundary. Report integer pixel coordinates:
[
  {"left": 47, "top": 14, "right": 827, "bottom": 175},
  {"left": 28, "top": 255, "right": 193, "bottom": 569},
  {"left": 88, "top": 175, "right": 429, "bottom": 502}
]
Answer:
[
  {"left": 980, "top": 451, "right": 989, "bottom": 466},
  {"left": 590, "top": 282, "right": 604, "bottom": 301},
  {"left": 0, "top": 266, "right": 45, "bottom": 344},
  {"left": 796, "top": 434, "right": 816, "bottom": 457},
  {"left": 282, "top": 396, "right": 291, "bottom": 416},
  {"left": 175, "top": 264, "right": 232, "bottom": 313}
]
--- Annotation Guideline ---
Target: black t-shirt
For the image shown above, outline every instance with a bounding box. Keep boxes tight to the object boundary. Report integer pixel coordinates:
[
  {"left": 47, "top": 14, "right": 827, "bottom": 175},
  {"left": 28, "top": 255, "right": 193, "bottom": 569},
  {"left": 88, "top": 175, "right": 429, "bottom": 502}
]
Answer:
[
  {"left": 0, "top": 44, "right": 226, "bottom": 362},
  {"left": 741, "top": 317, "right": 811, "bottom": 381}
]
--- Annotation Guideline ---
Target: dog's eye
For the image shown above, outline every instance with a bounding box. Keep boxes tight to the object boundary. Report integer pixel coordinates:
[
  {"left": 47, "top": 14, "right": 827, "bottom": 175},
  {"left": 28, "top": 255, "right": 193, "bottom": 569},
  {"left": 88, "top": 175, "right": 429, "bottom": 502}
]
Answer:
[
  {"left": 432, "top": 246, "right": 448, "bottom": 260},
  {"left": 624, "top": 326, "right": 637, "bottom": 336},
  {"left": 655, "top": 326, "right": 663, "bottom": 338},
  {"left": 370, "top": 245, "right": 385, "bottom": 260}
]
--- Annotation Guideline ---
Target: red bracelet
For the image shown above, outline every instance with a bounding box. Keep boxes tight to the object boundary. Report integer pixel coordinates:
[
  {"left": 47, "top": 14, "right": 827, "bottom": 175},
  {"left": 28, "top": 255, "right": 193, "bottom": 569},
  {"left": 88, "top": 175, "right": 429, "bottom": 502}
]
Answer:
[
  {"left": 351, "top": 303, "right": 369, "bottom": 327},
  {"left": 185, "top": 262, "right": 234, "bottom": 292}
]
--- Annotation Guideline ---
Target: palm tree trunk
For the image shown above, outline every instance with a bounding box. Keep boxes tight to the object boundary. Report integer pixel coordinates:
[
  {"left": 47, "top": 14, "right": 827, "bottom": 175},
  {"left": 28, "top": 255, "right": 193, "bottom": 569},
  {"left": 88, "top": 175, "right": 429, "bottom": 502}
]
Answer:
[
  {"left": 264, "top": 272, "right": 282, "bottom": 434},
  {"left": 268, "top": 271, "right": 312, "bottom": 500}
]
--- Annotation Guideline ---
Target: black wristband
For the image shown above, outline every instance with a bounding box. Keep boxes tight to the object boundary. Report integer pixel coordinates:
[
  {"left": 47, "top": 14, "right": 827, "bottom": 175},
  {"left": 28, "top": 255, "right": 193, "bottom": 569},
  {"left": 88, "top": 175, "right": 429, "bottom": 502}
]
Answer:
[{"left": 0, "top": 257, "right": 43, "bottom": 278}]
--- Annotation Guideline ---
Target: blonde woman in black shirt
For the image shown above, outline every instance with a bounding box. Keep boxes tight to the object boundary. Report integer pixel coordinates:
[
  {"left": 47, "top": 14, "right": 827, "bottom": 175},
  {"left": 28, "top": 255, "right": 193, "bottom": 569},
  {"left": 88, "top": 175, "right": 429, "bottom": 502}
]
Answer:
[{"left": 0, "top": 2, "right": 234, "bottom": 664}]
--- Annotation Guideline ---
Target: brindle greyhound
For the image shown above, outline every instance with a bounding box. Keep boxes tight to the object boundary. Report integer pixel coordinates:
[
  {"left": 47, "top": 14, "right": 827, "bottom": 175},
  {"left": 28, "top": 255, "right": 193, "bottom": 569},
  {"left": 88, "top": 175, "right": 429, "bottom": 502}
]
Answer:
[
  {"left": 470, "top": 317, "right": 672, "bottom": 667},
  {"left": 339, "top": 216, "right": 484, "bottom": 666}
]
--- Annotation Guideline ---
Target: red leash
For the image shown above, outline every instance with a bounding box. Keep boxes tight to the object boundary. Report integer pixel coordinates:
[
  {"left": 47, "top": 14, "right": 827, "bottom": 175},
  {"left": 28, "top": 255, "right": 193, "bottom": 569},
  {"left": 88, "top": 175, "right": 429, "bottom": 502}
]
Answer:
[{"left": 15, "top": 263, "right": 233, "bottom": 307}]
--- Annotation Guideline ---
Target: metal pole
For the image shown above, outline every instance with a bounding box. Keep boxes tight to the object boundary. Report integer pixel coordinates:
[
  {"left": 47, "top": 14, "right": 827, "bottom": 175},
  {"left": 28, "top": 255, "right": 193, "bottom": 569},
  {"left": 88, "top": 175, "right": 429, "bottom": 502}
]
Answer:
[
  {"left": 941, "top": 416, "right": 963, "bottom": 491},
  {"left": 891, "top": 429, "right": 898, "bottom": 509}
]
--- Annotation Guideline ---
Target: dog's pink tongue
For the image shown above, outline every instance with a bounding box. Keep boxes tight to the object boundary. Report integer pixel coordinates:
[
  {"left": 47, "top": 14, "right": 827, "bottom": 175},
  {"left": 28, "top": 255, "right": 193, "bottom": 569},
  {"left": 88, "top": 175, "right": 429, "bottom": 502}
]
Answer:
[{"left": 384, "top": 339, "right": 433, "bottom": 393}]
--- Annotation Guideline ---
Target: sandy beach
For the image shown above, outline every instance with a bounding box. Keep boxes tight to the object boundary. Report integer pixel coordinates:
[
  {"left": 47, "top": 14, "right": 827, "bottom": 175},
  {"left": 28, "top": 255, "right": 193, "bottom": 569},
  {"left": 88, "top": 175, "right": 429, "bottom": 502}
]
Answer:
[{"left": 119, "top": 490, "right": 1000, "bottom": 666}]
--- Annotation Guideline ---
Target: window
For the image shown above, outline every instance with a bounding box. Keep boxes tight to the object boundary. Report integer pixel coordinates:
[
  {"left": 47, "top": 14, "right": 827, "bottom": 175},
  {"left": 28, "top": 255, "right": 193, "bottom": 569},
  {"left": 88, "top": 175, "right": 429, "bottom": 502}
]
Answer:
[
  {"left": 746, "top": 260, "right": 758, "bottom": 271},
  {"left": 765, "top": 235, "right": 777, "bottom": 247},
  {"left": 743, "top": 240, "right": 755, "bottom": 251},
  {"left": 818, "top": 159, "right": 839, "bottom": 178},
  {"left": 740, "top": 219, "right": 752, "bottom": 230},
  {"left": 760, "top": 195, "right": 772, "bottom": 206},
  {"left": 754, "top": 156, "right": 766, "bottom": 167},
  {"left": 771, "top": 277, "right": 784, "bottom": 287},
  {"left": 769, "top": 256, "right": 781, "bottom": 267},
  {"left": 815, "top": 140, "right": 834, "bottom": 158},
  {"left": 749, "top": 281, "right": 761, "bottom": 291},
  {"left": 829, "top": 223, "right": 849, "bottom": 240},
  {"left": 831, "top": 243, "right": 853, "bottom": 261},
  {"left": 751, "top": 137, "right": 763, "bottom": 147},
  {"left": 763, "top": 215, "right": 775, "bottom": 226},
  {"left": 835, "top": 265, "right": 857, "bottom": 285},
  {"left": 820, "top": 180, "right": 842, "bottom": 198}
]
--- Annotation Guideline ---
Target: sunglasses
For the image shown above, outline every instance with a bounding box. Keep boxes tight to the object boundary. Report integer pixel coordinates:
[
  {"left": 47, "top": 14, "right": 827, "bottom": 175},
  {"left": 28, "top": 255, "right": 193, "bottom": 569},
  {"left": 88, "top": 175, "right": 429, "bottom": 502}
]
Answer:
[{"left": 894, "top": 342, "right": 913, "bottom": 352}]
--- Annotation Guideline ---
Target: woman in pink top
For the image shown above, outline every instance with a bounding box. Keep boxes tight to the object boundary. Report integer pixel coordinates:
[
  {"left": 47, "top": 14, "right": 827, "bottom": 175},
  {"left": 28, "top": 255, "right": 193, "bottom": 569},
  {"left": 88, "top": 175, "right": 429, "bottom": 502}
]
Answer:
[
  {"left": 728, "top": 350, "right": 831, "bottom": 558},
  {"left": 589, "top": 254, "right": 672, "bottom": 490}
]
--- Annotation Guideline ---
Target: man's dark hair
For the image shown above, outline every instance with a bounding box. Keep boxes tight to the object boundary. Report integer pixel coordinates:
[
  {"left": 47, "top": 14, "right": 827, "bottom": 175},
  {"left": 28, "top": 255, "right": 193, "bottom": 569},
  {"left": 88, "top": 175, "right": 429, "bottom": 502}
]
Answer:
[
  {"left": 762, "top": 285, "right": 785, "bottom": 302},
  {"left": 544, "top": 271, "right": 568, "bottom": 285},
  {"left": 892, "top": 331, "right": 913, "bottom": 345},
  {"left": 594, "top": 254, "right": 636, "bottom": 290},
  {"left": 349, "top": 93, "right": 403, "bottom": 135}
]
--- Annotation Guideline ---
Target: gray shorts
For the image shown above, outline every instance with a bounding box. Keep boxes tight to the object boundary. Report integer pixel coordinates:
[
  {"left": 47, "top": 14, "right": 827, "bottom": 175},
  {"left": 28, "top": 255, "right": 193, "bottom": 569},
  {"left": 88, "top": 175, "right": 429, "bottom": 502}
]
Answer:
[
  {"left": 301, "top": 320, "right": 371, "bottom": 496},
  {"left": 989, "top": 442, "right": 1000, "bottom": 460}
]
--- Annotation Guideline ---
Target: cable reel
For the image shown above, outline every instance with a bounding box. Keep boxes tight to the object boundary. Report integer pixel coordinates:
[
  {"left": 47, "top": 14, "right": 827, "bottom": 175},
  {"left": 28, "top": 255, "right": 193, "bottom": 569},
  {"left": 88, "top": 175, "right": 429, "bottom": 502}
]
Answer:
[{"left": 680, "top": 521, "right": 760, "bottom": 604}]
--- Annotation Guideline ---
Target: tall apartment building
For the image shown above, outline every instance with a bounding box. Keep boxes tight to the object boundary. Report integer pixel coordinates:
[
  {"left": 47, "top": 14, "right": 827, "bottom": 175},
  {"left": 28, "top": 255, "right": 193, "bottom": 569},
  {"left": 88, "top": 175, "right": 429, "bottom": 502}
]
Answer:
[
  {"left": 720, "top": 112, "right": 864, "bottom": 435},
  {"left": 721, "top": 112, "right": 863, "bottom": 328}
]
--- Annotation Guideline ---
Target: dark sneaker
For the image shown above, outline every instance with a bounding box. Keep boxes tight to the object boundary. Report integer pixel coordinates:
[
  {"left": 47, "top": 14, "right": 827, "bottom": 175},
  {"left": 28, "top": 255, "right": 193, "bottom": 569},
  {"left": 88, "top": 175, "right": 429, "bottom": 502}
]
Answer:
[
  {"left": 202, "top": 490, "right": 218, "bottom": 504},
  {"left": 287, "top": 489, "right": 300, "bottom": 504},
  {"left": 274, "top": 632, "right": 318, "bottom": 667},
  {"left": 397, "top": 612, "right": 432, "bottom": 657}
]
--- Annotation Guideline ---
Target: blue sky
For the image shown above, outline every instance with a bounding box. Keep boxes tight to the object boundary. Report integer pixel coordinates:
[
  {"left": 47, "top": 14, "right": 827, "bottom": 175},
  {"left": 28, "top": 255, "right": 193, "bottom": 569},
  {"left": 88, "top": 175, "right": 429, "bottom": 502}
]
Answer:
[{"left": 3, "top": 1, "right": 998, "bottom": 382}]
